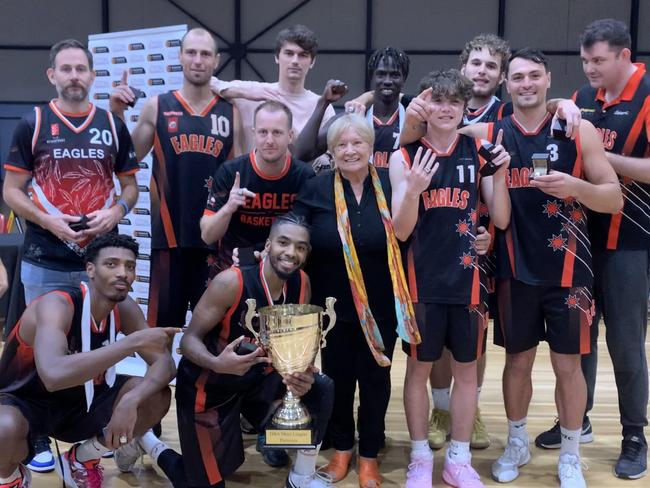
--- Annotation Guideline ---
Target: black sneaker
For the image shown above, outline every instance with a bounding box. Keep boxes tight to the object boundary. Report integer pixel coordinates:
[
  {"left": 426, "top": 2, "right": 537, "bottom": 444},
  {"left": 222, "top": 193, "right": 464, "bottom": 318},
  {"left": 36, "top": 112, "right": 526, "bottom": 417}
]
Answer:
[
  {"left": 256, "top": 434, "right": 290, "bottom": 468},
  {"left": 615, "top": 435, "right": 647, "bottom": 479},
  {"left": 241, "top": 415, "right": 258, "bottom": 435},
  {"left": 534, "top": 417, "right": 593, "bottom": 449}
]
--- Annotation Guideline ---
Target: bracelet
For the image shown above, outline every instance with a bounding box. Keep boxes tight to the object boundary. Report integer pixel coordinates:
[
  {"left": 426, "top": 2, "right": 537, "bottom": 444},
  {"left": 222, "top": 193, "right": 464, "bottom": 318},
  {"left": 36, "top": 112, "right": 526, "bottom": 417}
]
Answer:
[{"left": 117, "top": 199, "right": 130, "bottom": 216}]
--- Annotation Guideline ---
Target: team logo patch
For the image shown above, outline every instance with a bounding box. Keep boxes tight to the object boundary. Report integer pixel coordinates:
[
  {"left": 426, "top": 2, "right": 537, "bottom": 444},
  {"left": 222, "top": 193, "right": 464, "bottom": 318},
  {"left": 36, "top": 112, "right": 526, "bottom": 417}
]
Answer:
[
  {"left": 167, "top": 117, "right": 178, "bottom": 132},
  {"left": 51, "top": 123, "right": 59, "bottom": 137}
]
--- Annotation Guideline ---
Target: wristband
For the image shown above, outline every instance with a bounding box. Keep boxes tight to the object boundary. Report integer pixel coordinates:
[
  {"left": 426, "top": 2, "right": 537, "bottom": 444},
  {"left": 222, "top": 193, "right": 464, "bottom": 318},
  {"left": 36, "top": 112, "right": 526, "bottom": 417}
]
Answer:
[{"left": 117, "top": 199, "right": 130, "bottom": 216}]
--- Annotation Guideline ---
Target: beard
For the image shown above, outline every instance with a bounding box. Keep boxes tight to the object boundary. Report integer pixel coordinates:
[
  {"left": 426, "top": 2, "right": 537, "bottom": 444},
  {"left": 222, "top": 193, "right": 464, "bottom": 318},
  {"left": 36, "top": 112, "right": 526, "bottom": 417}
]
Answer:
[
  {"left": 268, "top": 254, "right": 299, "bottom": 281},
  {"left": 61, "top": 84, "right": 88, "bottom": 102}
]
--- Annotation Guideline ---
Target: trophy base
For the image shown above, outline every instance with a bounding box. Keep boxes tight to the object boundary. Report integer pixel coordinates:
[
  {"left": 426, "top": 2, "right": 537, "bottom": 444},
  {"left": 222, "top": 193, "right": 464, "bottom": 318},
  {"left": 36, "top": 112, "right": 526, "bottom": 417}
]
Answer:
[{"left": 264, "top": 426, "right": 316, "bottom": 450}]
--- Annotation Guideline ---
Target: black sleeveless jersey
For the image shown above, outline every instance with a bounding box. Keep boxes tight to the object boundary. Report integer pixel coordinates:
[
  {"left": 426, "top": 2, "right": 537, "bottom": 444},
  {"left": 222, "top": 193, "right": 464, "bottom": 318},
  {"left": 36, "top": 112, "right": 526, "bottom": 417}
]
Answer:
[
  {"left": 490, "top": 115, "right": 592, "bottom": 287},
  {"left": 0, "top": 287, "right": 121, "bottom": 402},
  {"left": 464, "top": 97, "right": 513, "bottom": 126},
  {"left": 177, "top": 263, "right": 307, "bottom": 382},
  {"left": 4, "top": 102, "right": 138, "bottom": 270},
  {"left": 573, "top": 63, "right": 650, "bottom": 250},
  {"left": 401, "top": 135, "right": 487, "bottom": 305},
  {"left": 151, "top": 91, "right": 234, "bottom": 249},
  {"left": 204, "top": 152, "right": 314, "bottom": 273},
  {"left": 372, "top": 109, "right": 401, "bottom": 169}
]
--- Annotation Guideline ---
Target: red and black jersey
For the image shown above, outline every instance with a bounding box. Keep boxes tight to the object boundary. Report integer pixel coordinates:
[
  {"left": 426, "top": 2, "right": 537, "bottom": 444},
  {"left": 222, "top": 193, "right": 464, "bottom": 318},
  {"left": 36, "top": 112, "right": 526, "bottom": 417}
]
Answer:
[
  {"left": 0, "top": 286, "right": 121, "bottom": 402},
  {"left": 490, "top": 115, "right": 592, "bottom": 288},
  {"left": 177, "top": 262, "right": 307, "bottom": 382},
  {"left": 372, "top": 109, "right": 401, "bottom": 169},
  {"left": 464, "top": 97, "right": 513, "bottom": 126},
  {"left": 151, "top": 91, "right": 234, "bottom": 250},
  {"left": 573, "top": 63, "right": 650, "bottom": 251},
  {"left": 204, "top": 151, "right": 314, "bottom": 273},
  {"left": 401, "top": 134, "right": 487, "bottom": 305},
  {"left": 4, "top": 101, "right": 138, "bottom": 271}
]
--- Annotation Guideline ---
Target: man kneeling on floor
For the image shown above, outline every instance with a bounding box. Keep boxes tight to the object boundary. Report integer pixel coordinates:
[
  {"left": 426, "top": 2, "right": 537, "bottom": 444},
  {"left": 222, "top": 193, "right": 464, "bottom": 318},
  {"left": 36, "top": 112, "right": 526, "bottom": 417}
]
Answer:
[
  {"left": 0, "top": 233, "right": 178, "bottom": 488},
  {"left": 117, "top": 213, "right": 334, "bottom": 488}
]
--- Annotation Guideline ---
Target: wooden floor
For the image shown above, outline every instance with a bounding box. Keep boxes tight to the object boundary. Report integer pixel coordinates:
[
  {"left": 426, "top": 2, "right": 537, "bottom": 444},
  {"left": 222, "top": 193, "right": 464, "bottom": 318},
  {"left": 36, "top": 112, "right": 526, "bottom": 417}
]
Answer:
[{"left": 23, "top": 323, "right": 650, "bottom": 487}]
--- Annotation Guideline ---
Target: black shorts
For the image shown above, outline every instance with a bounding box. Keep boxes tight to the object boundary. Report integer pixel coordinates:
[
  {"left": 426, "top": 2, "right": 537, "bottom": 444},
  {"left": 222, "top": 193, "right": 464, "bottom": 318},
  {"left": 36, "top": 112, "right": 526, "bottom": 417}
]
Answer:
[
  {"left": 175, "top": 361, "right": 333, "bottom": 487},
  {"left": 493, "top": 278, "right": 593, "bottom": 354},
  {"left": 147, "top": 248, "right": 216, "bottom": 327},
  {"left": 0, "top": 375, "right": 129, "bottom": 464},
  {"left": 402, "top": 302, "right": 488, "bottom": 363}
]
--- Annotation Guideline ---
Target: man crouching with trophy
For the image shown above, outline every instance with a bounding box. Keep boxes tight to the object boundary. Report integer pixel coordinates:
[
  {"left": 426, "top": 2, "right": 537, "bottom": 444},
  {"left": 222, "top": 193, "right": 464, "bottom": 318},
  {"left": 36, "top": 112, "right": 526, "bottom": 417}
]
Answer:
[{"left": 168, "top": 213, "right": 335, "bottom": 488}]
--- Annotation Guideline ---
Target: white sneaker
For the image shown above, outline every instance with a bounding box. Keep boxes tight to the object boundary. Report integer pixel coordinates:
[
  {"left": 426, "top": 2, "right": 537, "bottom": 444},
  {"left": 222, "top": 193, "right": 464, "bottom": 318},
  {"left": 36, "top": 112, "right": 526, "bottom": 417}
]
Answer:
[
  {"left": 491, "top": 436, "right": 531, "bottom": 483},
  {"left": 285, "top": 470, "right": 333, "bottom": 488},
  {"left": 558, "top": 453, "right": 586, "bottom": 488},
  {"left": 113, "top": 439, "right": 144, "bottom": 473}
]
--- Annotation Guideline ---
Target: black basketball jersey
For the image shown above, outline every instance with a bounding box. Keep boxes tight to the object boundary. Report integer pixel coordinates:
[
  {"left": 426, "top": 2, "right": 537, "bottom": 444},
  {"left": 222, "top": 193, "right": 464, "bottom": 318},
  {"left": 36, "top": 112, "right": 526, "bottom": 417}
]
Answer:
[
  {"left": 177, "top": 262, "right": 307, "bottom": 382},
  {"left": 573, "top": 63, "right": 650, "bottom": 251},
  {"left": 204, "top": 151, "right": 314, "bottom": 273},
  {"left": 0, "top": 287, "right": 120, "bottom": 402},
  {"left": 401, "top": 135, "right": 487, "bottom": 305},
  {"left": 372, "top": 109, "right": 401, "bottom": 169},
  {"left": 4, "top": 102, "right": 138, "bottom": 270},
  {"left": 490, "top": 115, "right": 592, "bottom": 287},
  {"left": 151, "top": 91, "right": 234, "bottom": 249},
  {"left": 464, "top": 97, "right": 513, "bottom": 126}
]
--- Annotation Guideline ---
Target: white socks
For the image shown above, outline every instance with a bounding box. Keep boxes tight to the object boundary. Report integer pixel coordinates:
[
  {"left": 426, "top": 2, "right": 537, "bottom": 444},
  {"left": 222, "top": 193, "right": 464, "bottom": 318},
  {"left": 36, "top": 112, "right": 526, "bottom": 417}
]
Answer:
[
  {"left": 410, "top": 439, "right": 433, "bottom": 460},
  {"left": 76, "top": 437, "right": 109, "bottom": 462},
  {"left": 0, "top": 466, "right": 21, "bottom": 484},
  {"left": 431, "top": 388, "right": 450, "bottom": 412},
  {"left": 476, "top": 386, "right": 482, "bottom": 404},
  {"left": 291, "top": 442, "right": 322, "bottom": 477},
  {"left": 139, "top": 430, "right": 169, "bottom": 463},
  {"left": 560, "top": 426, "right": 581, "bottom": 457},
  {"left": 508, "top": 417, "right": 529, "bottom": 442},
  {"left": 447, "top": 439, "right": 471, "bottom": 464}
]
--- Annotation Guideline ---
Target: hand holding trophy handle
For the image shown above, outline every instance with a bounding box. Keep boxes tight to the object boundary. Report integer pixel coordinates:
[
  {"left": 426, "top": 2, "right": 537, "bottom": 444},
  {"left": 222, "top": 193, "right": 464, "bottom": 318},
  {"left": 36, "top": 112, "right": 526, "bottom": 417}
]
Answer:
[
  {"left": 244, "top": 299, "right": 260, "bottom": 342},
  {"left": 320, "top": 297, "right": 337, "bottom": 349}
]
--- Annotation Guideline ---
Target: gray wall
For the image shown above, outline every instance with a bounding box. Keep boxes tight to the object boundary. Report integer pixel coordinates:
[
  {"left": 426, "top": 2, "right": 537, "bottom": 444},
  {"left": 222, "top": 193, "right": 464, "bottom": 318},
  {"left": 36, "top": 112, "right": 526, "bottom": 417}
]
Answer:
[{"left": 0, "top": 0, "right": 647, "bottom": 103}]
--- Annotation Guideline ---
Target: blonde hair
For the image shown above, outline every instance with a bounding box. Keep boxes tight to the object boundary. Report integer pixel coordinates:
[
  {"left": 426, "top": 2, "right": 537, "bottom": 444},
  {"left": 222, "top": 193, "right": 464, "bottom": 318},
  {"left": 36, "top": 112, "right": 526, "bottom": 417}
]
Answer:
[{"left": 326, "top": 114, "right": 375, "bottom": 156}]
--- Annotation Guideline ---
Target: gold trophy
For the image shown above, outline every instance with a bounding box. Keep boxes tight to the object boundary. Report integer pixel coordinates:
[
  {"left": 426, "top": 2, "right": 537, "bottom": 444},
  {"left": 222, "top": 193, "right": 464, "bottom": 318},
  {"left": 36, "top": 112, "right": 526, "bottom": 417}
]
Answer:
[{"left": 244, "top": 297, "right": 336, "bottom": 448}]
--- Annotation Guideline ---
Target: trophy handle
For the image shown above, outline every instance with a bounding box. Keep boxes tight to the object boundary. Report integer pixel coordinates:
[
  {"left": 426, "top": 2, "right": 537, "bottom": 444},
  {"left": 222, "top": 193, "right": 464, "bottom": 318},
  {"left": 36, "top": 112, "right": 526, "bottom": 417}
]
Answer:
[
  {"left": 244, "top": 299, "right": 260, "bottom": 342},
  {"left": 320, "top": 297, "right": 337, "bottom": 349}
]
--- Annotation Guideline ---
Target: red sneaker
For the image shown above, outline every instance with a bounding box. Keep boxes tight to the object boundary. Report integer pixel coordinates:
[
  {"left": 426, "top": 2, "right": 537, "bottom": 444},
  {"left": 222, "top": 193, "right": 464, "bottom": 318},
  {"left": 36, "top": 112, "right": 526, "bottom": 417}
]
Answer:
[
  {"left": 0, "top": 465, "right": 31, "bottom": 488},
  {"left": 55, "top": 443, "right": 104, "bottom": 488}
]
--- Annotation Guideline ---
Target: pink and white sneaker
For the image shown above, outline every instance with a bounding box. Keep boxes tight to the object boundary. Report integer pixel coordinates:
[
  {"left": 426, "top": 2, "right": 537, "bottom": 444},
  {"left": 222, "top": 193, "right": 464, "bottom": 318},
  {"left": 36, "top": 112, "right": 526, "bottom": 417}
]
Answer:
[
  {"left": 405, "top": 455, "right": 434, "bottom": 488},
  {"left": 442, "top": 459, "right": 485, "bottom": 488},
  {"left": 54, "top": 443, "right": 104, "bottom": 488}
]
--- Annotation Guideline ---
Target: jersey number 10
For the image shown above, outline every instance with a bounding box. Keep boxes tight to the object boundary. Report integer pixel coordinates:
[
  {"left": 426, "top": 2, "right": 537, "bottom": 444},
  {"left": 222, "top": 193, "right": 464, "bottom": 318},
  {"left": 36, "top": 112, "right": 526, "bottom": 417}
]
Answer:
[{"left": 211, "top": 114, "right": 231, "bottom": 137}]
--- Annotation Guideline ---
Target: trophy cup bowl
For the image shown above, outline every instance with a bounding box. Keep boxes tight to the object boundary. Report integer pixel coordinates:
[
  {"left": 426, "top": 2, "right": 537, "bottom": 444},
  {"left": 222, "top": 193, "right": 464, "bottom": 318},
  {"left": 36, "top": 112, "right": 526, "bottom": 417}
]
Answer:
[{"left": 245, "top": 297, "right": 336, "bottom": 448}]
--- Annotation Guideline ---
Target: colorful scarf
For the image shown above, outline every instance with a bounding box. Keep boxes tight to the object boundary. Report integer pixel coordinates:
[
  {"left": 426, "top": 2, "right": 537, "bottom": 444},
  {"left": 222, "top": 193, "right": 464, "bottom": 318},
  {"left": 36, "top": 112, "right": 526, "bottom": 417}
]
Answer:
[{"left": 334, "top": 165, "right": 420, "bottom": 367}]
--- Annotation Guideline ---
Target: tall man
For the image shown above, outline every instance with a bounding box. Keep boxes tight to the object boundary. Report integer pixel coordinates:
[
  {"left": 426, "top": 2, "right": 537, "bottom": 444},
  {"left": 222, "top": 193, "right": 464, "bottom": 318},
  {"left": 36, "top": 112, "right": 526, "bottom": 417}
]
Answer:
[
  {"left": 465, "top": 48, "right": 621, "bottom": 487},
  {"left": 110, "top": 28, "right": 243, "bottom": 328},
  {"left": 3, "top": 38, "right": 139, "bottom": 472},
  {"left": 0, "top": 233, "right": 177, "bottom": 488},
  {"left": 212, "top": 24, "right": 336, "bottom": 152},
  {"left": 536, "top": 18, "right": 650, "bottom": 480},
  {"left": 201, "top": 100, "right": 314, "bottom": 275}
]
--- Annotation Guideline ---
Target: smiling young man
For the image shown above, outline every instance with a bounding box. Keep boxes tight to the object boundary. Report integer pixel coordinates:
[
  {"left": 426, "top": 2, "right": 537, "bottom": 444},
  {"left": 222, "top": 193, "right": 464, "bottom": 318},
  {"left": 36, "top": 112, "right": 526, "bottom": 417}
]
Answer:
[
  {"left": 211, "top": 25, "right": 336, "bottom": 153},
  {"left": 133, "top": 214, "right": 333, "bottom": 488},
  {"left": 390, "top": 69, "right": 511, "bottom": 488},
  {"left": 0, "top": 234, "right": 177, "bottom": 488},
  {"left": 535, "top": 18, "right": 650, "bottom": 480},
  {"left": 110, "top": 27, "right": 243, "bottom": 329},
  {"left": 200, "top": 101, "right": 314, "bottom": 277},
  {"left": 473, "top": 48, "right": 622, "bottom": 488}
]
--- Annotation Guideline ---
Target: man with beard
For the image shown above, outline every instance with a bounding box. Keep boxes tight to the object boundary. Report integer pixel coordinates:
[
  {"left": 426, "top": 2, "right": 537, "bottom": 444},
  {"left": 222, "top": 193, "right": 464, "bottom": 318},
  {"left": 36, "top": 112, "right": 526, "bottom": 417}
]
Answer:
[
  {"left": 536, "top": 18, "right": 650, "bottom": 479},
  {"left": 200, "top": 101, "right": 314, "bottom": 276},
  {"left": 293, "top": 47, "right": 411, "bottom": 170},
  {"left": 122, "top": 214, "right": 334, "bottom": 488},
  {"left": 110, "top": 28, "right": 244, "bottom": 329},
  {"left": 0, "top": 234, "right": 178, "bottom": 488},
  {"left": 3, "top": 38, "right": 139, "bottom": 471}
]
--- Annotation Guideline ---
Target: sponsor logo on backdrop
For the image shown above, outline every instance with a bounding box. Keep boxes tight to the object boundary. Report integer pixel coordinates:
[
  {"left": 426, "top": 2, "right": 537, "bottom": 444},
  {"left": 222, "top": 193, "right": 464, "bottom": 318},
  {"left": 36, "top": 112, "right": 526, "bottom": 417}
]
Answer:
[
  {"left": 93, "top": 46, "right": 109, "bottom": 53},
  {"left": 129, "top": 42, "right": 145, "bottom": 50}
]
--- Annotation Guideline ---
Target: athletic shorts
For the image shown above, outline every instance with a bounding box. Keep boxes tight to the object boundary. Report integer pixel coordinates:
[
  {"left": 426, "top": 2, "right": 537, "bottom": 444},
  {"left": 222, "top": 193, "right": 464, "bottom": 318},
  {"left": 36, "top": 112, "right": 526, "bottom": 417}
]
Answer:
[
  {"left": 175, "top": 360, "right": 333, "bottom": 487},
  {"left": 493, "top": 278, "right": 594, "bottom": 354},
  {"left": 147, "top": 248, "right": 217, "bottom": 327},
  {"left": 0, "top": 375, "right": 129, "bottom": 464},
  {"left": 402, "top": 302, "right": 488, "bottom": 363}
]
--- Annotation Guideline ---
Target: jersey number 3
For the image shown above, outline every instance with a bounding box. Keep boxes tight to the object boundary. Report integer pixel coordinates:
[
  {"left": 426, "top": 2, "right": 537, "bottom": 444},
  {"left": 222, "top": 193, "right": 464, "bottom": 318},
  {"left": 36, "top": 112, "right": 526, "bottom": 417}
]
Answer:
[{"left": 546, "top": 143, "right": 559, "bottom": 162}]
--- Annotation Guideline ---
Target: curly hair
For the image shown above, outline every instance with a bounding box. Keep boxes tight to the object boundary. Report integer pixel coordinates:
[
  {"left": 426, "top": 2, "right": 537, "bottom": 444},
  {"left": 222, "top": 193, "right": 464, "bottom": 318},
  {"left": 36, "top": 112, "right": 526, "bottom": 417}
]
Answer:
[
  {"left": 418, "top": 69, "right": 474, "bottom": 105},
  {"left": 459, "top": 34, "right": 511, "bottom": 73},
  {"left": 84, "top": 233, "right": 139, "bottom": 265},
  {"left": 367, "top": 47, "right": 410, "bottom": 82}
]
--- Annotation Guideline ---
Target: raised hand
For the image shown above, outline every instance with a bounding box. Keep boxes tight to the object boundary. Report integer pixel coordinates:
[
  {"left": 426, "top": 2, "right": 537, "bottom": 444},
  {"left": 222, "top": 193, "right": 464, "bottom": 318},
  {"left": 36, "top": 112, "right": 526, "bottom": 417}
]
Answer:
[
  {"left": 404, "top": 146, "right": 438, "bottom": 194},
  {"left": 109, "top": 71, "right": 134, "bottom": 115},
  {"left": 224, "top": 171, "right": 256, "bottom": 214}
]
